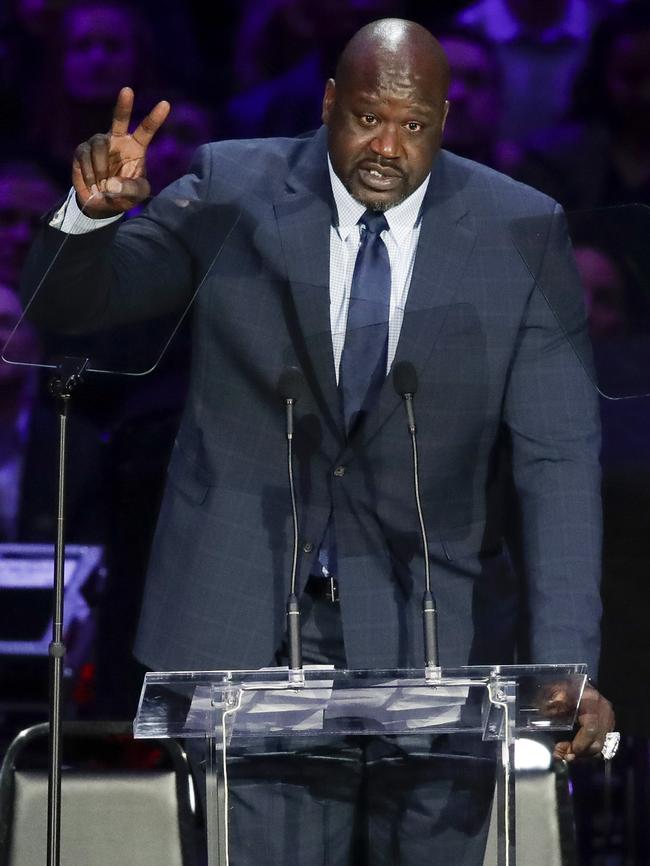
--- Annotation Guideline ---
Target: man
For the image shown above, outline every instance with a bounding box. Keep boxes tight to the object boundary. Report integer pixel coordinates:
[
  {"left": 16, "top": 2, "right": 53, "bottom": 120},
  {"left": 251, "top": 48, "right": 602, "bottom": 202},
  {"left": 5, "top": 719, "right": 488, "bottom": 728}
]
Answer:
[
  {"left": 454, "top": 0, "right": 602, "bottom": 139},
  {"left": 435, "top": 27, "right": 525, "bottom": 176},
  {"left": 22, "top": 17, "right": 614, "bottom": 863}
]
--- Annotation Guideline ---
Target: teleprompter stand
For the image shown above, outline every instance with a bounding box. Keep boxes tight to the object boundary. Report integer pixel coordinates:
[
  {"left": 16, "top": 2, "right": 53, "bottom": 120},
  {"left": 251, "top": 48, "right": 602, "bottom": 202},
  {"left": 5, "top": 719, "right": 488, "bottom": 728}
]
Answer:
[{"left": 46, "top": 356, "right": 89, "bottom": 866}]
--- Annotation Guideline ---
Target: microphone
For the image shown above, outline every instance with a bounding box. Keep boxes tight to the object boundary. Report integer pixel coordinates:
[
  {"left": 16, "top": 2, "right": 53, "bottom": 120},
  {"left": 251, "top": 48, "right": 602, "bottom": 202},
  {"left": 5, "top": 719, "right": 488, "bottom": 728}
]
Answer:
[
  {"left": 278, "top": 366, "right": 306, "bottom": 678},
  {"left": 278, "top": 366, "right": 305, "bottom": 439},
  {"left": 393, "top": 362, "right": 439, "bottom": 671}
]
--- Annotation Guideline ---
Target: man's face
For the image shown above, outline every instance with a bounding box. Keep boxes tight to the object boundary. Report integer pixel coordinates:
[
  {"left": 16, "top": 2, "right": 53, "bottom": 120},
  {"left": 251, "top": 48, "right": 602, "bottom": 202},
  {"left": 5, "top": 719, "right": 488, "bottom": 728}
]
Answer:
[
  {"left": 574, "top": 246, "right": 628, "bottom": 341},
  {"left": 63, "top": 5, "right": 137, "bottom": 103},
  {"left": 440, "top": 36, "right": 500, "bottom": 157},
  {"left": 322, "top": 57, "right": 448, "bottom": 211}
]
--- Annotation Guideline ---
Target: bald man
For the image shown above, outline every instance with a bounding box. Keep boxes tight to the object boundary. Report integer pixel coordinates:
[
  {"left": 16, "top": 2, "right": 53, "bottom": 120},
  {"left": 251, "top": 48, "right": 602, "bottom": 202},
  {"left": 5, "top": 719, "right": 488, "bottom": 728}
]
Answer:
[{"left": 23, "top": 18, "right": 612, "bottom": 865}]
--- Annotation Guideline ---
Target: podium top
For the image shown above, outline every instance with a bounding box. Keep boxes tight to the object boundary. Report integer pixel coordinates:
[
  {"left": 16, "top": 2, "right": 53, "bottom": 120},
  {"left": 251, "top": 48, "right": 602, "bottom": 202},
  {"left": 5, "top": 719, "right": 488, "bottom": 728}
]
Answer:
[{"left": 133, "top": 664, "right": 586, "bottom": 740}]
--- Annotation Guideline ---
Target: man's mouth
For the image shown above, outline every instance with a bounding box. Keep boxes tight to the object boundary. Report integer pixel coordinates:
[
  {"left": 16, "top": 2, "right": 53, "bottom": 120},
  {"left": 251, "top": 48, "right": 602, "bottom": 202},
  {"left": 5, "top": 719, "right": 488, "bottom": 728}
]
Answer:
[{"left": 357, "top": 163, "right": 403, "bottom": 191}]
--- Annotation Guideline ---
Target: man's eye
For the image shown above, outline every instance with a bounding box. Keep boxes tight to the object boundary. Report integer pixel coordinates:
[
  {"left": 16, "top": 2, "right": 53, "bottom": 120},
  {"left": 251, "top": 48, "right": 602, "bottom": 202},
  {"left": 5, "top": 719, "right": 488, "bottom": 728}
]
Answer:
[
  {"left": 406, "top": 121, "right": 422, "bottom": 132},
  {"left": 360, "top": 114, "right": 377, "bottom": 125}
]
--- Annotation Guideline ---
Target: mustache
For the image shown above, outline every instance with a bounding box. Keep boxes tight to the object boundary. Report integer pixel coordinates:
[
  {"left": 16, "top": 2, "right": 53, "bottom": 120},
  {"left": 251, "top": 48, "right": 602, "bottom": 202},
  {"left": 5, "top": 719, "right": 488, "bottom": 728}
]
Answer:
[{"left": 357, "top": 158, "right": 405, "bottom": 178}]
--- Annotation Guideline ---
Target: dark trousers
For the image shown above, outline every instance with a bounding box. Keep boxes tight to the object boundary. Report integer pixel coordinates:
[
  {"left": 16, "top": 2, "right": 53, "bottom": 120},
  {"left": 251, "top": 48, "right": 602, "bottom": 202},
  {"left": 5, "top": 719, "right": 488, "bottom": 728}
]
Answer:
[{"left": 187, "top": 587, "right": 495, "bottom": 865}]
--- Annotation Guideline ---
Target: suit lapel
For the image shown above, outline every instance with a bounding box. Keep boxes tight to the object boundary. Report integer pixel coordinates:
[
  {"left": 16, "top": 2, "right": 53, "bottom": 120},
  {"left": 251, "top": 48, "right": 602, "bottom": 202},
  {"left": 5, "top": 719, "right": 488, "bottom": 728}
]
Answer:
[
  {"left": 273, "top": 128, "right": 345, "bottom": 447},
  {"left": 357, "top": 153, "right": 478, "bottom": 448},
  {"left": 272, "top": 139, "right": 479, "bottom": 454}
]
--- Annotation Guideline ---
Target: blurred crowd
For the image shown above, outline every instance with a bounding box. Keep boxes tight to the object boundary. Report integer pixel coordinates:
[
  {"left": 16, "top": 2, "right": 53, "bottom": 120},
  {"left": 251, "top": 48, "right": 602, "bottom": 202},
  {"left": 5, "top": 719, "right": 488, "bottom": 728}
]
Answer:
[{"left": 0, "top": 0, "right": 649, "bottom": 745}]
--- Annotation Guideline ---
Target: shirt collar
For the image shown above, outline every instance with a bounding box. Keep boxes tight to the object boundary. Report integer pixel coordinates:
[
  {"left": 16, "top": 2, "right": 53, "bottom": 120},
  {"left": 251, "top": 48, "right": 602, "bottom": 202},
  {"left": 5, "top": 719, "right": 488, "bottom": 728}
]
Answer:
[{"left": 327, "top": 155, "right": 430, "bottom": 250}]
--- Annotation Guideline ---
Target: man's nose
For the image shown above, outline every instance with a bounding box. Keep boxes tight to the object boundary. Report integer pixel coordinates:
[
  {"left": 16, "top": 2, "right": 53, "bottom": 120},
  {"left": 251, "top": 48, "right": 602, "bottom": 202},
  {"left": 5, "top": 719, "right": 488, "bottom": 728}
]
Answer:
[{"left": 371, "top": 123, "right": 400, "bottom": 158}]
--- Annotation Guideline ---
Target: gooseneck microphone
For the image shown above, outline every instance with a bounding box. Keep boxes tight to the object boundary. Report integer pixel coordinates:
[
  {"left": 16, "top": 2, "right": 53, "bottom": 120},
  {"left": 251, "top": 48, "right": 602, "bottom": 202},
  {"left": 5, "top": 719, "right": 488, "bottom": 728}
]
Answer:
[
  {"left": 278, "top": 366, "right": 306, "bottom": 676},
  {"left": 393, "top": 361, "right": 440, "bottom": 670}
]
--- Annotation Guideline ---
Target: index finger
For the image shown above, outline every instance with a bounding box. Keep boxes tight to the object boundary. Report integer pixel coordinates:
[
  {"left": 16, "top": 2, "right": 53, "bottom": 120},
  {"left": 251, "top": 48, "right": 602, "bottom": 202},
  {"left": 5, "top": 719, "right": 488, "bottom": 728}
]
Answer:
[
  {"left": 111, "top": 86, "right": 135, "bottom": 136},
  {"left": 132, "top": 99, "right": 171, "bottom": 147}
]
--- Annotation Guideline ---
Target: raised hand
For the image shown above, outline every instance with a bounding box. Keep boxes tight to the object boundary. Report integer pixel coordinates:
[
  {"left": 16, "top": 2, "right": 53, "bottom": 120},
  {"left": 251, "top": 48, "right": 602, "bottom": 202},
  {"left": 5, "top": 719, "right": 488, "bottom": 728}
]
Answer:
[{"left": 72, "top": 86, "right": 170, "bottom": 217}]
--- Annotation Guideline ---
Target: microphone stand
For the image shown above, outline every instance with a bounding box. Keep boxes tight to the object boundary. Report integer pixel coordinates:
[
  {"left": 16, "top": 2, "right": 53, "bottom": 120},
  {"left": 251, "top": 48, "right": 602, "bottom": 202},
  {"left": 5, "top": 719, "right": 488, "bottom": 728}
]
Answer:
[
  {"left": 393, "top": 363, "right": 440, "bottom": 680},
  {"left": 278, "top": 366, "right": 306, "bottom": 685},
  {"left": 46, "top": 355, "right": 88, "bottom": 866},
  {"left": 285, "top": 393, "right": 303, "bottom": 682},
  {"left": 403, "top": 394, "right": 440, "bottom": 679}
]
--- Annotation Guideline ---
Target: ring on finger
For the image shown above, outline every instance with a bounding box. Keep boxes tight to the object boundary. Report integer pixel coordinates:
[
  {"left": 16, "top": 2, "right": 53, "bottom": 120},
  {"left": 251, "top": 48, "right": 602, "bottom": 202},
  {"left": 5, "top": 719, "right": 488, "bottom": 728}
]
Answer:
[{"left": 601, "top": 731, "right": 620, "bottom": 760}]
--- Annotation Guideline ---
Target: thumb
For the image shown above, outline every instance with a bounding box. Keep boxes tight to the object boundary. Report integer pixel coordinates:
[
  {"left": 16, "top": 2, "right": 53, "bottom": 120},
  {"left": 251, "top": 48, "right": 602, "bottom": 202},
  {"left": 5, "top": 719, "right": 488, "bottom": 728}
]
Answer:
[{"left": 104, "top": 176, "right": 151, "bottom": 201}]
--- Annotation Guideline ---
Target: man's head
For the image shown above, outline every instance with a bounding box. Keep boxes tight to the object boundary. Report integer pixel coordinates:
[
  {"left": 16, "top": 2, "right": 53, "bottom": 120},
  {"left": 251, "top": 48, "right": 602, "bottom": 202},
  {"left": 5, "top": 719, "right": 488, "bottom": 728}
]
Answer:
[
  {"left": 571, "top": 2, "right": 650, "bottom": 136},
  {"left": 62, "top": 0, "right": 141, "bottom": 103},
  {"left": 322, "top": 19, "right": 450, "bottom": 211},
  {"left": 574, "top": 245, "right": 629, "bottom": 341}
]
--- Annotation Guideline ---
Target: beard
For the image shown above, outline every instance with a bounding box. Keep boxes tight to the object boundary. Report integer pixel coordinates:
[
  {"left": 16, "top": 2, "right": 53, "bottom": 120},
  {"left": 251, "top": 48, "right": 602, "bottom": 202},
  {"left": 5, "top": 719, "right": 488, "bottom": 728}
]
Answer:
[{"left": 350, "top": 189, "right": 410, "bottom": 212}]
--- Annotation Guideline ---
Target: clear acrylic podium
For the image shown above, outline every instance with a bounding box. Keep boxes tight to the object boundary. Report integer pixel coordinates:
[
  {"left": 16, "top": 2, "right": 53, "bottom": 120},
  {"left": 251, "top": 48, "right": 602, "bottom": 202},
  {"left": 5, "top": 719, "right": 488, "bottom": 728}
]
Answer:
[{"left": 134, "top": 664, "right": 586, "bottom": 866}]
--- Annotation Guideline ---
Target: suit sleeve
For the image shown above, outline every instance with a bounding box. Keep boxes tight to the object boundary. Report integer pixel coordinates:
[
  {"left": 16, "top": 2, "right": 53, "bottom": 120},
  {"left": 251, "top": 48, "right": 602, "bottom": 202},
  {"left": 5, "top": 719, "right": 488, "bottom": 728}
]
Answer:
[
  {"left": 20, "top": 145, "right": 225, "bottom": 333},
  {"left": 503, "top": 204, "right": 602, "bottom": 676}
]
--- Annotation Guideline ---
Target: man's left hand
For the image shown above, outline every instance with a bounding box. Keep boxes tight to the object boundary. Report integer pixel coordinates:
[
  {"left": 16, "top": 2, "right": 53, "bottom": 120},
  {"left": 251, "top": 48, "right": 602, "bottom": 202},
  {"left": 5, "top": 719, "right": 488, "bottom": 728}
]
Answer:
[{"left": 553, "top": 683, "right": 616, "bottom": 762}]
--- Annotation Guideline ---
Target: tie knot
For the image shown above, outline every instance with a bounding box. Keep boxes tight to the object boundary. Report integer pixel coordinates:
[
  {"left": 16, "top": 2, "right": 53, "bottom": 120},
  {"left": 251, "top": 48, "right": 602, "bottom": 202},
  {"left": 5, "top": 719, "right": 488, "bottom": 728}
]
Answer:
[{"left": 359, "top": 210, "right": 388, "bottom": 235}]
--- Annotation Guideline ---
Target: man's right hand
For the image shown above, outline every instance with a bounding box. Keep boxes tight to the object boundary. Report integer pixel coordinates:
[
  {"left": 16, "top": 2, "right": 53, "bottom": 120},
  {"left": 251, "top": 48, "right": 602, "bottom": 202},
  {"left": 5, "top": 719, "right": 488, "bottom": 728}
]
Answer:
[{"left": 72, "top": 86, "right": 170, "bottom": 218}]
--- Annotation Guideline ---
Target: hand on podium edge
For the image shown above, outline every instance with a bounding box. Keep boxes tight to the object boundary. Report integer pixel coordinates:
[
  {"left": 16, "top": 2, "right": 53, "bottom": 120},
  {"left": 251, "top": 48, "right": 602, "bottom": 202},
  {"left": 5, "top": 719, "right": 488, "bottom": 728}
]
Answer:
[{"left": 552, "top": 682, "right": 616, "bottom": 762}]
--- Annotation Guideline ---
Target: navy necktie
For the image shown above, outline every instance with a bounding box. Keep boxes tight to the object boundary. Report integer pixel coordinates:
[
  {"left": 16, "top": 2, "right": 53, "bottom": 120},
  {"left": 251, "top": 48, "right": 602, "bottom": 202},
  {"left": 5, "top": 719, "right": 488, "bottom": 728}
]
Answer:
[
  {"left": 316, "top": 210, "right": 391, "bottom": 582},
  {"left": 339, "top": 210, "right": 391, "bottom": 435}
]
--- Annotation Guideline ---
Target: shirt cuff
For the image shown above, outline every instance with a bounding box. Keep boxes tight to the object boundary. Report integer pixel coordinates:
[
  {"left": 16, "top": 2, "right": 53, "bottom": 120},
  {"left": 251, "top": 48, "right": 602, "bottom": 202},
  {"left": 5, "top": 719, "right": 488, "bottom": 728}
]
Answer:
[{"left": 50, "top": 188, "right": 123, "bottom": 234}]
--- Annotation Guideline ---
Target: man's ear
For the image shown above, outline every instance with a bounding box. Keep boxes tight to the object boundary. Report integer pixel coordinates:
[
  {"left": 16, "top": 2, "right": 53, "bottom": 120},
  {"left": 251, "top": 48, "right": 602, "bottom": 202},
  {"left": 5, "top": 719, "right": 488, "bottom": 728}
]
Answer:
[{"left": 322, "top": 79, "right": 336, "bottom": 125}]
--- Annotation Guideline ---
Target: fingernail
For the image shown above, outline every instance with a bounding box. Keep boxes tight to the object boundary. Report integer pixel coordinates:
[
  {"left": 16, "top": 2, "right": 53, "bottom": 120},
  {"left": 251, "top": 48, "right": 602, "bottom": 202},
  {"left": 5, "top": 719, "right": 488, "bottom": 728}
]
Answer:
[
  {"left": 106, "top": 178, "right": 123, "bottom": 194},
  {"left": 90, "top": 184, "right": 99, "bottom": 196}
]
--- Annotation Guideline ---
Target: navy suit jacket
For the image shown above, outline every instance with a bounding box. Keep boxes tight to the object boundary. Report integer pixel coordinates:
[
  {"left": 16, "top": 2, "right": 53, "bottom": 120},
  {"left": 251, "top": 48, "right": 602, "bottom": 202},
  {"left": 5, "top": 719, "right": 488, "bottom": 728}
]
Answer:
[{"left": 24, "top": 127, "right": 602, "bottom": 674}]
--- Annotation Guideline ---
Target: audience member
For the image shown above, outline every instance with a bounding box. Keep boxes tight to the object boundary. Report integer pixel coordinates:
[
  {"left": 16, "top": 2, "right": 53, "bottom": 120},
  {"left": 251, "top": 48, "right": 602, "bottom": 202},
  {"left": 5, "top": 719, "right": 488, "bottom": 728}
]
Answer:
[
  {"left": 226, "top": 0, "right": 403, "bottom": 137},
  {"left": 0, "top": 284, "right": 107, "bottom": 543},
  {"left": 231, "top": 0, "right": 401, "bottom": 92},
  {"left": 0, "top": 285, "right": 40, "bottom": 541},
  {"left": 455, "top": 0, "right": 603, "bottom": 139},
  {"left": 575, "top": 245, "right": 629, "bottom": 342},
  {"left": 437, "top": 27, "right": 520, "bottom": 173},
  {"left": 515, "top": 2, "right": 650, "bottom": 209},
  {"left": 0, "top": 161, "right": 63, "bottom": 290},
  {"left": 0, "top": 0, "right": 65, "bottom": 156},
  {"left": 28, "top": 0, "right": 158, "bottom": 183},
  {"left": 132, "top": 0, "right": 204, "bottom": 97}
]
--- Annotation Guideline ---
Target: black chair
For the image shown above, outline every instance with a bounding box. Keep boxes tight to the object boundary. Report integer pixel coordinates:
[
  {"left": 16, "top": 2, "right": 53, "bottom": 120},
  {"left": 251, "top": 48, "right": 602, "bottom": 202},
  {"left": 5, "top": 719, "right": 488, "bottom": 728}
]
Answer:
[{"left": 0, "top": 721, "right": 200, "bottom": 866}]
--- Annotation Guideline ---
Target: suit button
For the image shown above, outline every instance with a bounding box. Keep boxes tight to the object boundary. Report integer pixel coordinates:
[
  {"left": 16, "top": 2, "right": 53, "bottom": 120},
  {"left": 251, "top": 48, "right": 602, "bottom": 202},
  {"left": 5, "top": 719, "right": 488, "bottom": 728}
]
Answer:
[
  {"left": 333, "top": 466, "right": 346, "bottom": 477},
  {"left": 303, "top": 542, "right": 314, "bottom": 553}
]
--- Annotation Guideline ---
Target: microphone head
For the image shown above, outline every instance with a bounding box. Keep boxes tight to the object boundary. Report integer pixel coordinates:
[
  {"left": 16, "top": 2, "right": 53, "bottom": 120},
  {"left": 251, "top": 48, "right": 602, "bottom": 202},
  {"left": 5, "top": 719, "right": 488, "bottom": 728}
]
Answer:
[
  {"left": 278, "top": 366, "right": 306, "bottom": 403},
  {"left": 393, "top": 361, "right": 418, "bottom": 397}
]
